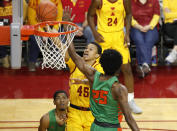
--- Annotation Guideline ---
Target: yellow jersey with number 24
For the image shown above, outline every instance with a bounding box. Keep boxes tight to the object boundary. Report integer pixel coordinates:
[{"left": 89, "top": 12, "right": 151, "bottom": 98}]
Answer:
[{"left": 96, "top": 0, "right": 125, "bottom": 32}]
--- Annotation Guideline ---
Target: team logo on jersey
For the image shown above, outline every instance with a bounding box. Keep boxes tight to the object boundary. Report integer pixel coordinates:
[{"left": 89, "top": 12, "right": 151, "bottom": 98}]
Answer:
[
  {"left": 110, "top": 7, "right": 115, "bottom": 16},
  {"left": 111, "top": 12, "right": 115, "bottom": 16}
]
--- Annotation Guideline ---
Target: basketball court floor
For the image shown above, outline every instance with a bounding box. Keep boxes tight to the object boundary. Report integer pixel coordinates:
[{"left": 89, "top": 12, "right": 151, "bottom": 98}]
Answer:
[{"left": 0, "top": 66, "right": 177, "bottom": 131}]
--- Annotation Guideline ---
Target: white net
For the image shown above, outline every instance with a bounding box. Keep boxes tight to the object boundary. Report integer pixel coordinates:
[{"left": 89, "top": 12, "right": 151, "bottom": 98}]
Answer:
[{"left": 34, "top": 22, "right": 78, "bottom": 70}]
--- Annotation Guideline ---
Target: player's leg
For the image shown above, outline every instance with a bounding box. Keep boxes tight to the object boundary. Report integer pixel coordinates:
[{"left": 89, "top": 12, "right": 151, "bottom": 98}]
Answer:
[
  {"left": 83, "top": 111, "right": 94, "bottom": 131},
  {"left": 121, "top": 63, "right": 142, "bottom": 114},
  {"left": 66, "top": 107, "right": 83, "bottom": 131},
  {"left": 97, "top": 30, "right": 142, "bottom": 114},
  {"left": 113, "top": 31, "right": 142, "bottom": 114}
]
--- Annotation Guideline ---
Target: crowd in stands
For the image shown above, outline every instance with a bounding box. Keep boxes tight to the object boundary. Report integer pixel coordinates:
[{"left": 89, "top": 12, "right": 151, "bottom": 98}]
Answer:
[
  {"left": 0, "top": 0, "right": 27, "bottom": 68},
  {"left": 0, "top": 0, "right": 177, "bottom": 73},
  {"left": 130, "top": 0, "right": 160, "bottom": 78},
  {"left": 0, "top": 0, "right": 12, "bottom": 68}
]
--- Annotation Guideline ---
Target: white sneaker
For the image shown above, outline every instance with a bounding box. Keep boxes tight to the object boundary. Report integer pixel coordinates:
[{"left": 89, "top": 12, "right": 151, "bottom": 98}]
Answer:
[
  {"left": 128, "top": 100, "right": 142, "bottom": 114},
  {"left": 136, "top": 66, "right": 145, "bottom": 78},
  {"left": 142, "top": 63, "right": 151, "bottom": 75},
  {"left": 165, "top": 50, "right": 177, "bottom": 63}
]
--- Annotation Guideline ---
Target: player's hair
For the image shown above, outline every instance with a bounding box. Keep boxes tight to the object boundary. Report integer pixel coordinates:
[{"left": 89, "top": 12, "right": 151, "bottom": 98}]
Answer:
[
  {"left": 53, "top": 90, "right": 68, "bottom": 100},
  {"left": 89, "top": 42, "right": 102, "bottom": 55},
  {"left": 100, "top": 49, "right": 122, "bottom": 75}
]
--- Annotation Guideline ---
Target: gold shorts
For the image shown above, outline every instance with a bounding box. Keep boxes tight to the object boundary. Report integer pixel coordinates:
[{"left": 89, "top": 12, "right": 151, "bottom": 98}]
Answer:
[
  {"left": 66, "top": 106, "right": 94, "bottom": 131},
  {"left": 97, "top": 30, "right": 131, "bottom": 64}
]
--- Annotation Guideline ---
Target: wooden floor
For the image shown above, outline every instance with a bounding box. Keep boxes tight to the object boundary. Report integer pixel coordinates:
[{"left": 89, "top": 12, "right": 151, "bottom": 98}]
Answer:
[
  {"left": 1, "top": 66, "right": 177, "bottom": 130},
  {"left": 0, "top": 98, "right": 177, "bottom": 131}
]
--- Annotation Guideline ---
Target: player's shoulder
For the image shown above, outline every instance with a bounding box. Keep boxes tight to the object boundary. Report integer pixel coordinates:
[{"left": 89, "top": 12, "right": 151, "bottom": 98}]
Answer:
[
  {"left": 39, "top": 112, "right": 50, "bottom": 130},
  {"left": 40, "top": 112, "right": 50, "bottom": 124},
  {"left": 112, "top": 82, "right": 127, "bottom": 93}
]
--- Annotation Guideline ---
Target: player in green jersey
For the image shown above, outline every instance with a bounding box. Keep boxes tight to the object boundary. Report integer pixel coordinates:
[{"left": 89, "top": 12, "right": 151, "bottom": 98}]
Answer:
[{"left": 38, "top": 90, "right": 69, "bottom": 131}]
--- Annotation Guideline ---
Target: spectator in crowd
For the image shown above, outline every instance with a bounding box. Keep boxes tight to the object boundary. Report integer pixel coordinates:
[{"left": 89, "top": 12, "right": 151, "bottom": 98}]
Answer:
[
  {"left": 38, "top": 90, "right": 69, "bottom": 131},
  {"left": 27, "top": 0, "right": 63, "bottom": 71},
  {"left": 163, "top": 0, "right": 177, "bottom": 64},
  {"left": 0, "top": 0, "right": 12, "bottom": 68},
  {"left": 61, "top": 0, "right": 95, "bottom": 44},
  {"left": 130, "top": 0, "right": 160, "bottom": 78}
]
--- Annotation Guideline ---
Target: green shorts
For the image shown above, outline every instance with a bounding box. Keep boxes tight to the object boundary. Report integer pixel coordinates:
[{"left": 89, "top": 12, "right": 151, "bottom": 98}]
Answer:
[{"left": 90, "top": 122, "right": 122, "bottom": 131}]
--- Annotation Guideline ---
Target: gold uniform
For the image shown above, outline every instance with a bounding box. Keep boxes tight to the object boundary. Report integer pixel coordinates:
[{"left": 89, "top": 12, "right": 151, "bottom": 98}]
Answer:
[
  {"left": 96, "top": 0, "right": 130, "bottom": 64},
  {"left": 66, "top": 58, "right": 103, "bottom": 131}
]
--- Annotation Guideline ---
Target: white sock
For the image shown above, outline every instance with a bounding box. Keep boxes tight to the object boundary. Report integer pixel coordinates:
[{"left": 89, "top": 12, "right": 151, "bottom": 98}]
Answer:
[{"left": 128, "top": 93, "right": 134, "bottom": 102}]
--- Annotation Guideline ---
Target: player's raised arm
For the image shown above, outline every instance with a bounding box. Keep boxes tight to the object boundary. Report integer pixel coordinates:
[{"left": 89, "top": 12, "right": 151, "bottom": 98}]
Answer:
[
  {"left": 63, "top": 7, "right": 96, "bottom": 82},
  {"left": 68, "top": 40, "right": 96, "bottom": 82},
  {"left": 112, "top": 84, "right": 139, "bottom": 131}
]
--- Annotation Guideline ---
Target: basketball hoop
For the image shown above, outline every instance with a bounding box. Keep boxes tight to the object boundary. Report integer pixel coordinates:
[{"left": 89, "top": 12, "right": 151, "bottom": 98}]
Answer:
[{"left": 22, "top": 21, "right": 79, "bottom": 70}]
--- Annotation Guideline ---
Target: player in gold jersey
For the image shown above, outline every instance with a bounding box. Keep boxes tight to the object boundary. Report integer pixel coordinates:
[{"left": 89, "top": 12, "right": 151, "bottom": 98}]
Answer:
[
  {"left": 88, "top": 0, "right": 142, "bottom": 114},
  {"left": 65, "top": 42, "right": 103, "bottom": 131}
]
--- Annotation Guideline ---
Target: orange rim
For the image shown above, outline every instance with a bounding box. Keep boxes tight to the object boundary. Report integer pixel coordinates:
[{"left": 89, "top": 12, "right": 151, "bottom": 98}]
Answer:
[{"left": 33, "top": 21, "right": 79, "bottom": 37}]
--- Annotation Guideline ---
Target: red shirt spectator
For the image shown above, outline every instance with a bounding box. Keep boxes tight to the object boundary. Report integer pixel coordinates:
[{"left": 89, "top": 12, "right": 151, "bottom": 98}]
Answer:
[
  {"left": 131, "top": 0, "right": 160, "bottom": 26},
  {"left": 61, "top": 0, "right": 91, "bottom": 23}
]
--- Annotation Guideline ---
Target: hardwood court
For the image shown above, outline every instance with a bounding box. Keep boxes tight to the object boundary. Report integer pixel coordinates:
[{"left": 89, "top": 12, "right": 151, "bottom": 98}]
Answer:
[
  {"left": 0, "top": 98, "right": 177, "bottom": 131},
  {"left": 0, "top": 67, "right": 177, "bottom": 130}
]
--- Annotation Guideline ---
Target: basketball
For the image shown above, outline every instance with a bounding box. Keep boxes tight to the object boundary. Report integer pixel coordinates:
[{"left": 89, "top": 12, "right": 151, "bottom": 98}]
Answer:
[{"left": 36, "top": 0, "right": 58, "bottom": 22}]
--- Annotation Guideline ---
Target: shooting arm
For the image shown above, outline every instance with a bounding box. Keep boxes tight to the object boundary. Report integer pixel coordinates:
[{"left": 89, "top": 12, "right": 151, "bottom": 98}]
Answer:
[
  {"left": 68, "top": 41, "right": 96, "bottom": 82},
  {"left": 114, "top": 84, "right": 139, "bottom": 131}
]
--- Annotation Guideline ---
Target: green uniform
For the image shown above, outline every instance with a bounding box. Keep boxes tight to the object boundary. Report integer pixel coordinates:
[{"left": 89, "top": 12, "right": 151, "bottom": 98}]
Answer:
[
  {"left": 48, "top": 109, "right": 65, "bottom": 131},
  {"left": 90, "top": 71, "right": 121, "bottom": 131}
]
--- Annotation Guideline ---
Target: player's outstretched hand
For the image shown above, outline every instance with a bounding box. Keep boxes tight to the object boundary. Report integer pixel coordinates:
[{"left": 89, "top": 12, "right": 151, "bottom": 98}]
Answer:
[{"left": 62, "top": 6, "right": 75, "bottom": 22}]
